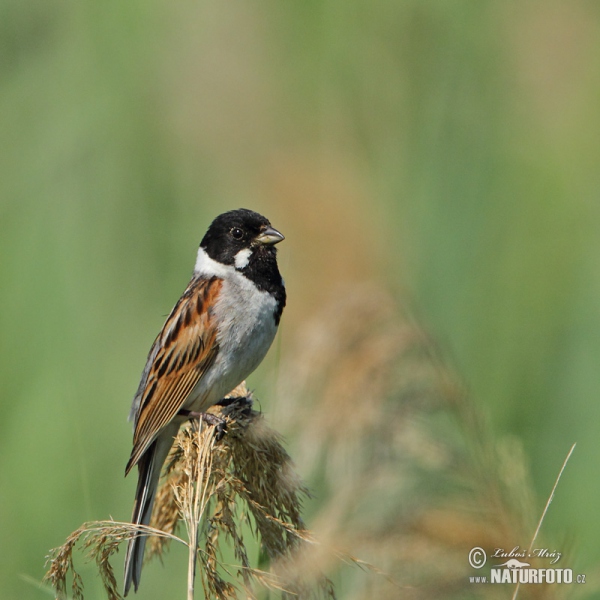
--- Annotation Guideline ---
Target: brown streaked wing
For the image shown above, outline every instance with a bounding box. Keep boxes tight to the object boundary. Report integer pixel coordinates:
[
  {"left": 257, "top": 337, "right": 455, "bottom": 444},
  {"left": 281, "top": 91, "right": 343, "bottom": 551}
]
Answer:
[{"left": 126, "top": 276, "right": 222, "bottom": 474}]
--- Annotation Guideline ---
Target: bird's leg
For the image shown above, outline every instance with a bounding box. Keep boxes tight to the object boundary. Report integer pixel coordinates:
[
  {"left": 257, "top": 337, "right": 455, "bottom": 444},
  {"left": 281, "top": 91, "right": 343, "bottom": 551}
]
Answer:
[{"left": 178, "top": 409, "right": 227, "bottom": 440}]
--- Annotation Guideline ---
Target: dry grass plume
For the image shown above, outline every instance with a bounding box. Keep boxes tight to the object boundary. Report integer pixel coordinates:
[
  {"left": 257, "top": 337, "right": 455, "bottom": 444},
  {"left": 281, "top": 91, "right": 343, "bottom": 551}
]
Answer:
[{"left": 44, "top": 384, "right": 335, "bottom": 600}]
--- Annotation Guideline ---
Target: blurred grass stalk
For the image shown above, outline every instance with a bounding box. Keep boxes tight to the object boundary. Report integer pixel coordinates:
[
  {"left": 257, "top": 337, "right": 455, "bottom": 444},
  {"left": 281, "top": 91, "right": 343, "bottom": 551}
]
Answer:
[
  {"left": 511, "top": 442, "right": 576, "bottom": 600},
  {"left": 272, "top": 284, "right": 578, "bottom": 599}
]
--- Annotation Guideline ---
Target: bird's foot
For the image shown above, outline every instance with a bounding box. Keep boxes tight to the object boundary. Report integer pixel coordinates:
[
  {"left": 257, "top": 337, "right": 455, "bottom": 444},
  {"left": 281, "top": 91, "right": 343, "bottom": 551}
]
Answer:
[{"left": 178, "top": 409, "right": 227, "bottom": 440}]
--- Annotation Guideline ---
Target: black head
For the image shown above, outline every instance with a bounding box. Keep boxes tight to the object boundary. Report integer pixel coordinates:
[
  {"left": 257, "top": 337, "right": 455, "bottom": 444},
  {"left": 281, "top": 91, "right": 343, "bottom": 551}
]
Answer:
[
  {"left": 199, "top": 208, "right": 286, "bottom": 323},
  {"left": 200, "top": 208, "right": 284, "bottom": 266}
]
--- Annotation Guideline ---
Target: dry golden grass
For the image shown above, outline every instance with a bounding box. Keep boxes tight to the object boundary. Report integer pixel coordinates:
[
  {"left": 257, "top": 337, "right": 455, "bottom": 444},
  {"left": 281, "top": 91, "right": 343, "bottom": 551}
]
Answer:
[
  {"left": 43, "top": 521, "right": 179, "bottom": 600},
  {"left": 44, "top": 384, "right": 335, "bottom": 600},
  {"left": 44, "top": 284, "right": 578, "bottom": 600}
]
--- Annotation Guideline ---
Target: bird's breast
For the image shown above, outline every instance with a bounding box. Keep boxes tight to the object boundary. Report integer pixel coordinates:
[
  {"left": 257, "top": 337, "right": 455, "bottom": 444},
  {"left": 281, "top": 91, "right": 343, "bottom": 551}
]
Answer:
[
  {"left": 214, "top": 274, "right": 279, "bottom": 369},
  {"left": 185, "top": 272, "right": 280, "bottom": 411}
]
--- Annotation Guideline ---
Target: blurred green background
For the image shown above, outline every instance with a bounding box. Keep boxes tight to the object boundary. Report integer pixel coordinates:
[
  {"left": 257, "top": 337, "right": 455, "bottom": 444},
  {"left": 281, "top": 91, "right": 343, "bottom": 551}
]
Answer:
[{"left": 1, "top": 1, "right": 599, "bottom": 598}]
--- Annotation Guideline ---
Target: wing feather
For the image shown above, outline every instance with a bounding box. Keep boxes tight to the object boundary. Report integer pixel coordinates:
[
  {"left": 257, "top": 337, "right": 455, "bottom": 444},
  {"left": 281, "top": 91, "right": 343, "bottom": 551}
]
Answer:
[{"left": 125, "top": 276, "right": 222, "bottom": 474}]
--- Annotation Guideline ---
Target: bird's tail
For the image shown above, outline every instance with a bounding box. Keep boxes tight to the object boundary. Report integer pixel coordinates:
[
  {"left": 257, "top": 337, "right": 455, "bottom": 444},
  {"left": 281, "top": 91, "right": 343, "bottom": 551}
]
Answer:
[{"left": 123, "top": 433, "right": 174, "bottom": 596}]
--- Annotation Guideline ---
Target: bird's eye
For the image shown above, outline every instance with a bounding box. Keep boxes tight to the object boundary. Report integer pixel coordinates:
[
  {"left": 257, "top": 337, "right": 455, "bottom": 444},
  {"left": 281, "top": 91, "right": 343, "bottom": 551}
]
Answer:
[{"left": 231, "top": 227, "right": 244, "bottom": 240}]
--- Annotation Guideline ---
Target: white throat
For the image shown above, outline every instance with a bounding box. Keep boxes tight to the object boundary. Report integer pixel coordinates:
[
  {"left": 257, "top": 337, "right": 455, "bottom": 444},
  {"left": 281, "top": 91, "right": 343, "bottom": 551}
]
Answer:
[{"left": 194, "top": 247, "right": 232, "bottom": 277}]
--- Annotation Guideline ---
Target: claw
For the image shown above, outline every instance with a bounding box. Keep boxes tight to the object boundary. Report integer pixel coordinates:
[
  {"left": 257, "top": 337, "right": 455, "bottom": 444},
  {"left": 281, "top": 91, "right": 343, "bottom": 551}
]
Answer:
[{"left": 178, "top": 409, "right": 227, "bottom": 440}]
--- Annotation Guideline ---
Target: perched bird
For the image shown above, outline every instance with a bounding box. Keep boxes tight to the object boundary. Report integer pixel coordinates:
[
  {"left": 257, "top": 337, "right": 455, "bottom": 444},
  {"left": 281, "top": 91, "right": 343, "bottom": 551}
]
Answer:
[{"left": 123, "top": 209, "right": 286, "bottom": 595}]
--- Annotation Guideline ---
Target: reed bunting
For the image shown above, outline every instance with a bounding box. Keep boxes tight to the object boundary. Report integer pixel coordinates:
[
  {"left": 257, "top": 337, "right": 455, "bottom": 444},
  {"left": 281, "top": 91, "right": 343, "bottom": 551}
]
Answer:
[{"left": 123, "top": 208, "right": 286, "bottom": 595}]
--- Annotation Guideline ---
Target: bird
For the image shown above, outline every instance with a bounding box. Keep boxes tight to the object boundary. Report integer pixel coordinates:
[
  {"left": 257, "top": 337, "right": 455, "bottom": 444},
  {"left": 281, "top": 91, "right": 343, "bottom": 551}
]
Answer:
[{"left": 123, "top": 208, "right": 286, "bottom": 595}]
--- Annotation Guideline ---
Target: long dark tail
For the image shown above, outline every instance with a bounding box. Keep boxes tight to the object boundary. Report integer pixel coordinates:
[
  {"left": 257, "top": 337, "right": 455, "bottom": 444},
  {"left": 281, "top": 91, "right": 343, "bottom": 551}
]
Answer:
[{"left": 123, "top": 433, "right": 173, "bottom": 596}]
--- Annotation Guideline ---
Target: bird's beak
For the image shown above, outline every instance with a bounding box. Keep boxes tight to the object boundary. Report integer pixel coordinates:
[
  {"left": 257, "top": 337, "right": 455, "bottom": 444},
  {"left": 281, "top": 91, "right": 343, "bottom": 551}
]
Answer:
[{"left": 256, "top": 226, "right": 285, "bottom": 246}]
